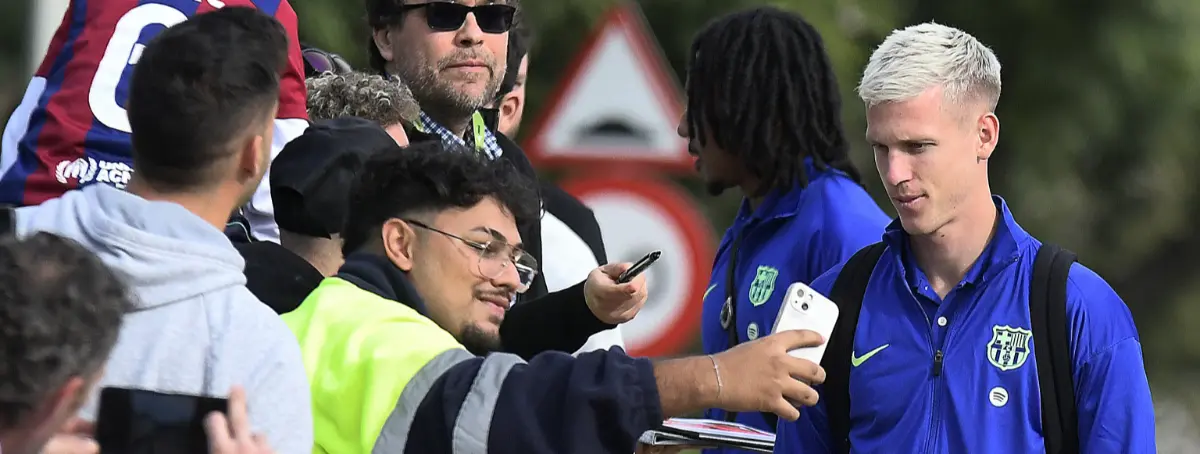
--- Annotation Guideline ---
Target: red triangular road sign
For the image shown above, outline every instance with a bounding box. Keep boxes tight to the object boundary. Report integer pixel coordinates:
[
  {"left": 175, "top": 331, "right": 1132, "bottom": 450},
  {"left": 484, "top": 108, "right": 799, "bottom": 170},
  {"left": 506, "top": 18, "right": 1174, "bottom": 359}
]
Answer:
[{"left": 523, "top": 3, "right": 691, "bottom": 173}]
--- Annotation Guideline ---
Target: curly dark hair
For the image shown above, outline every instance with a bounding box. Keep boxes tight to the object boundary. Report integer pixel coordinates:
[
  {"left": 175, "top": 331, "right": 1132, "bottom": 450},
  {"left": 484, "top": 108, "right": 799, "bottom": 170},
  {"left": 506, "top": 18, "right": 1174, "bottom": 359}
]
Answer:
[
  {"left": 342, "top": 140, "right": 539, "bottom": 254},
  {"left": 0, "top": 233, "right": 133, "bottom": 430},
  {"left": 686, "top": 7, "right": 863, "bottom": 193}
]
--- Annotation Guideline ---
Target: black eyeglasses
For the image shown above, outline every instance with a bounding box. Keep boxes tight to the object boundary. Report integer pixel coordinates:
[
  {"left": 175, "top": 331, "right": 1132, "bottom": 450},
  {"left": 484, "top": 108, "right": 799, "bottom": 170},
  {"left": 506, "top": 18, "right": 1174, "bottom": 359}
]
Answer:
[
  {"left": 405, "top": 219, "right": 538, "bottom": 292},
  {"left": 402, "top": 2, "right": 516, "bottom": 34}
]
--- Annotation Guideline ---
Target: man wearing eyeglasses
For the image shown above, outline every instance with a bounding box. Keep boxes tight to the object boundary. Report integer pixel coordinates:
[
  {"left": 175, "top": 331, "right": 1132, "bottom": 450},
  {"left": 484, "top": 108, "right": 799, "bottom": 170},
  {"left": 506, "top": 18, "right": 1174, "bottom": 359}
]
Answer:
[
  {"left": 283, "top": 139, "right": 831, "bottom": 454},
  {"left": 365, "top": 0, "right": 644, "bottom": 358}
]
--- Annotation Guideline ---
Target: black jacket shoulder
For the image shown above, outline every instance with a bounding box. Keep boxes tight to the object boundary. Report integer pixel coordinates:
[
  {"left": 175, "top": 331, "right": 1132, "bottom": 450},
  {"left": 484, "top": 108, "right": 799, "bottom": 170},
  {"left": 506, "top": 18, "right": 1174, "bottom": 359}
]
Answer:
[
  {"left": 493, "top": 132, "right": 547, "bottom": 299},
  {"left": 234, "top": 241, "right": 324, "bottom": 315},
  {"left": 488, "top": 132, "right": 617, "bottom": 359}
]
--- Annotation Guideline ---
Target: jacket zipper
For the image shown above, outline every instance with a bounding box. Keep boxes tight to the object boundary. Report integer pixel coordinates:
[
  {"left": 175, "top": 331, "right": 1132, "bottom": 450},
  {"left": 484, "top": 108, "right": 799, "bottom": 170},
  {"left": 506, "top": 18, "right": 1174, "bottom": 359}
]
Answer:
[
  {"left": 925, "top": 349, "right": 944, "bottom": 453},
  {"left": 908, "top": 283, "right": 968, "bottom": 454},
  {"left": 902, "top": 285, "right": 941, "bottom": 454},
  {"left": 925, "top": 292, "right": 971, "bottom": 454}
]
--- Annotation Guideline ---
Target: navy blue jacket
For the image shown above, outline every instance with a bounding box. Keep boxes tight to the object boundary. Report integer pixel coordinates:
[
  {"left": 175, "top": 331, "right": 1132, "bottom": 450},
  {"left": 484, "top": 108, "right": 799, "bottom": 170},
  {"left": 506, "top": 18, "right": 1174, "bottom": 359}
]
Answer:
[
  {"left": 339, "top": 254, "right": 664, "bottom": 454},
  {"left": 775, "top": 197, "right": 1156, "bottom": 453}
]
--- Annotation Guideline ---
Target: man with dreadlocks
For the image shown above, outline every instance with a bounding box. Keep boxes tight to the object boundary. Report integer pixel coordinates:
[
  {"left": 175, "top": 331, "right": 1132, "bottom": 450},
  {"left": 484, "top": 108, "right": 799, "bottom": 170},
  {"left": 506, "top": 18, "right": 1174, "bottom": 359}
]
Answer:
[{"left": 677, "top": 7, "right": 889, "bottom": 448}]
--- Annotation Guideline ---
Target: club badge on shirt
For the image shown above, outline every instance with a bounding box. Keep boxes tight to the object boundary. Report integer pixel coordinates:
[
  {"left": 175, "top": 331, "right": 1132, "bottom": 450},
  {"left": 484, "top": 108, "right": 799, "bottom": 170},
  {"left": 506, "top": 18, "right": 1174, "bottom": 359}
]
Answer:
[{"left": 748, "top": 266, "right": 778, "bottom": 306}]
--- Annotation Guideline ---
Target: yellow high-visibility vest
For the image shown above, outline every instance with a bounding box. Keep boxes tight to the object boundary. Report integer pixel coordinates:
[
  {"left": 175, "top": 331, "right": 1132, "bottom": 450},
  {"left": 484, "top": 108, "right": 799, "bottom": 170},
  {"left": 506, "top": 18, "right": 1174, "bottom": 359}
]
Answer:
[{"left": 282, "top": 277, "right": 472, "bottom": 454}]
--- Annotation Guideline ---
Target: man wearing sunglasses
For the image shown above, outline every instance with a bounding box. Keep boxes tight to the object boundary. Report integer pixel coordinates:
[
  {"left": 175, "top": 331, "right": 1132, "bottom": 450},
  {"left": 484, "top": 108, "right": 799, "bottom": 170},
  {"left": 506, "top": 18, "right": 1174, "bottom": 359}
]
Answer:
[
  {"left": 366, "top": 0, "right": 645, "bottom": 357},
  {"left": 283, "top": 139, "right": 830, "bottom": 454}
]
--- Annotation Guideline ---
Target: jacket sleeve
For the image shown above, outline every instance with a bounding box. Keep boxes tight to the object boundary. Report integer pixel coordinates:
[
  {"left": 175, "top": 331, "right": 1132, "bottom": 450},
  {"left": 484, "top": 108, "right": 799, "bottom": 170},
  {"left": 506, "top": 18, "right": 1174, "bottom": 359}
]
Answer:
[
  {"left": 1066, "top": 264, "right": 1156, "bottom": 453},
  {"left": 500, "top": 281, "right": 616, "bottom": 359},
  {"left": 1075, "top": 339, "right": 1156, "bottom": 453},
  {"left": 775, "top": 388, "right": 834, "bottom": 454},
  {"left": 401, "top": 349, "right": 662, "bottom": 454}
]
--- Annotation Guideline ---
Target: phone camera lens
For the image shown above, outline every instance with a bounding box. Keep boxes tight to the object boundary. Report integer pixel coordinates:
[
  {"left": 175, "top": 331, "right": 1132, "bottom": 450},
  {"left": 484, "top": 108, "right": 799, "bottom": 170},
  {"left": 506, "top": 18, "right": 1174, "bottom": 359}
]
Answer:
[{"left": 801, "top": 302, "right": 809, "bottom": 311}]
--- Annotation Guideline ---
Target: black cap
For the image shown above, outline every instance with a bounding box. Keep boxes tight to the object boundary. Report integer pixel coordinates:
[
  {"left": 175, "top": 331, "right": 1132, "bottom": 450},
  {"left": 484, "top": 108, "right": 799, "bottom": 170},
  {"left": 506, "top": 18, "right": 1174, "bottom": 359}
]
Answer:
[{"left": 271, "top": 116, "right": 399, "bottom": 238}]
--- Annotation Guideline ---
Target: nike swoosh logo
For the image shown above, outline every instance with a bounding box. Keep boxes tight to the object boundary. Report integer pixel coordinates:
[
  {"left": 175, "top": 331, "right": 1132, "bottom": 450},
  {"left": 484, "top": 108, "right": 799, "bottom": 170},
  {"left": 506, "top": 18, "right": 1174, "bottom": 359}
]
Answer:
[{"left": 851, "top": 344, "right": 890, "bottom": 367}]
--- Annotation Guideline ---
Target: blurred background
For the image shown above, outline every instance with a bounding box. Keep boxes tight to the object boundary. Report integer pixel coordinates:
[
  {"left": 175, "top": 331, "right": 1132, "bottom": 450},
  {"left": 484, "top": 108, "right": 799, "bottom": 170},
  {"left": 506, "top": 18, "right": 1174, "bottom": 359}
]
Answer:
[{"left": 7, "top": 0, "right": 1200, "bottom": 448}]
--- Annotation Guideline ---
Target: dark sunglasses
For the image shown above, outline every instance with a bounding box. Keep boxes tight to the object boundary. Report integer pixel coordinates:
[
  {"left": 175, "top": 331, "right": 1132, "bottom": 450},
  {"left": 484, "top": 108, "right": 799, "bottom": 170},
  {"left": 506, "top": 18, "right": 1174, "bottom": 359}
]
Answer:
[
  {"left": 302, "top": 48, "right": 353, "bottom": 78},
  {"left": 402, "top": 2, "right": 516, "bottom": 34}
]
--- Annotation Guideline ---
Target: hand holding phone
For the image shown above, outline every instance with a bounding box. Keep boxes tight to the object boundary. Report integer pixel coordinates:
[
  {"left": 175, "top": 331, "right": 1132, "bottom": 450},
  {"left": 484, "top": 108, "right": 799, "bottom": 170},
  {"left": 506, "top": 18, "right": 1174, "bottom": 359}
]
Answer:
[
  {"left": 95, "top": 387, "right": 228, "bottom": 454},
  {"left": 618, "top": 250, "right": 662, "bottom": 284},
  {"left": 771, "top": 282, "right": 840, "bottom": 364},
  {"left": 585, "top": 253, "right": 658, "bottom": 325}
]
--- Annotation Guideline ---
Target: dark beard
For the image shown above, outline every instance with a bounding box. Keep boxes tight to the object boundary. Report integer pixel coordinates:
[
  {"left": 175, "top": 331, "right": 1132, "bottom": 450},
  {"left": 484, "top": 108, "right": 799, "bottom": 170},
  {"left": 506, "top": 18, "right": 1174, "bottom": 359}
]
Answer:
[{"left": 459, "top": 322, "right": 503, "bottom": 356}]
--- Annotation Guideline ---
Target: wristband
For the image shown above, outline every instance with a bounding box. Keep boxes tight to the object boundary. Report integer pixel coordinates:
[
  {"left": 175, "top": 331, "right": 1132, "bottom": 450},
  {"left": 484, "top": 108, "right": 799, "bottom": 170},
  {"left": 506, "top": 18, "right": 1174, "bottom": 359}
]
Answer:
[{"left": 707, "top": 354, "right": 723, "bottom": 402}]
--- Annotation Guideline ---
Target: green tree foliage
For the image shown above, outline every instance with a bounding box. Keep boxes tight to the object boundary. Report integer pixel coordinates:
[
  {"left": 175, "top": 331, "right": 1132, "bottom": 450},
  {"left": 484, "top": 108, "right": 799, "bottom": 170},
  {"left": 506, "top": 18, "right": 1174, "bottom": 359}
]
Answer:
[{"left": 0, "top": 1, "right": 31, "bottom": 112}]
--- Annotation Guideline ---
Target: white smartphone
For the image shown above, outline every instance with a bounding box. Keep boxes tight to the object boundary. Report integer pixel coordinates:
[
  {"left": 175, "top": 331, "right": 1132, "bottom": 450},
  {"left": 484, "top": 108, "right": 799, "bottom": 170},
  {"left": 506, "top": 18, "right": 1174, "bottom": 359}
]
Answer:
[{"left": 771, "top": 282, "right": 840, "bottom": 364}]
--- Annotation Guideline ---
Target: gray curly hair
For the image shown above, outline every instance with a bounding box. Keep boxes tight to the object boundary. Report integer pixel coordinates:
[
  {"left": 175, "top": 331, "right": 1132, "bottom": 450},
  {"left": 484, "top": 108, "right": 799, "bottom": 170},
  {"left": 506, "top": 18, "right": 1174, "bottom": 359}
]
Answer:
[{"left": 306, "top": 71, "right": 421, "bottom": 127}]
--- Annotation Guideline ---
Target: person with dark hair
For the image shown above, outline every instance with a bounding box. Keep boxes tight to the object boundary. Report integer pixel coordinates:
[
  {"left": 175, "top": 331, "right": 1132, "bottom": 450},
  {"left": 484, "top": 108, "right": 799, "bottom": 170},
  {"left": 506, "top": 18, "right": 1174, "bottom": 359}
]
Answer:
[
  {"left": 14, "top": 8, "right": 312, "bottom": 453},
  {"left": 365, "top": 0, "right": 634, "bottom": 358},
  {"left": 677, "top": 7, "right": 889, "bottom": 445},
  {"left": 1, "top": 0, "right": 309, "bottom": 243},
  {"left": 0, "top": 232, "right": 130, "bottom": 454},
  {"left": 283, "top": 140, "right": 830, "bottom": 453}
]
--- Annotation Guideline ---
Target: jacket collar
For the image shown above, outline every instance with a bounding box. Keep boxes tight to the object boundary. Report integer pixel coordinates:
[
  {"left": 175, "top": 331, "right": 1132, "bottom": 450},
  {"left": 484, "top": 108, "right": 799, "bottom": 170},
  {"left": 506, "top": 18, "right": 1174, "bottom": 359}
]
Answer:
[
  {"left": 734, "top": 158, "right": 840, "bottom": 223},
  {"left": 883, "top": 195, "right": 1032, "bottom": 287},
  {"left": 335, "top": 253, "right": 428, "bottom": 315}
]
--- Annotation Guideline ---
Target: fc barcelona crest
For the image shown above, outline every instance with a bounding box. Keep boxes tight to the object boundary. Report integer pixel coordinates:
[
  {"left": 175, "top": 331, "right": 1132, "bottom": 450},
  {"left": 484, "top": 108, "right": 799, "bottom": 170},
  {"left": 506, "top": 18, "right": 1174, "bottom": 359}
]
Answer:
[
  {"left": 747, "top": 266, "right": 778, "bottom": 307},
  {"left": 987, "top": 325, "right": 1032, "bottom": 371}
]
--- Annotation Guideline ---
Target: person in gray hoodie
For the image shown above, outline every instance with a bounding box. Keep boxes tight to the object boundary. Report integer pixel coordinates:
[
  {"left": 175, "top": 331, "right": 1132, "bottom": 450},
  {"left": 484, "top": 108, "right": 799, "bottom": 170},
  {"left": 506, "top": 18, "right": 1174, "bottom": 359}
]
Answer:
[{"left": 12, "top": 7, "right": 312, "bottom": 454}]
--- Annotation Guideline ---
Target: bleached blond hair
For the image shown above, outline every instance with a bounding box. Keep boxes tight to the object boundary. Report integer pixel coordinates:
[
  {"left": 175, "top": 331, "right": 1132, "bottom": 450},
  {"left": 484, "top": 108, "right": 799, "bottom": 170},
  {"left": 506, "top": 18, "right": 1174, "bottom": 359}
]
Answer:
[{"left": 858, "top": 22, "right": 1002, "bottom": 110}]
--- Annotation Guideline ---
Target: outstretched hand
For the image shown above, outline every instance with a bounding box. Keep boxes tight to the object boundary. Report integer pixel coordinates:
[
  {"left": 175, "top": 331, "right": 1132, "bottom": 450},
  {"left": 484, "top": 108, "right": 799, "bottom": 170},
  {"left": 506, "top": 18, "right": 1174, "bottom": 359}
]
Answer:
[
  {"left": 584, "top": 262, "right": 649, "bottom": 324},
  {"left": 711, "top": 329, "right": 828, "bottom": 421}
]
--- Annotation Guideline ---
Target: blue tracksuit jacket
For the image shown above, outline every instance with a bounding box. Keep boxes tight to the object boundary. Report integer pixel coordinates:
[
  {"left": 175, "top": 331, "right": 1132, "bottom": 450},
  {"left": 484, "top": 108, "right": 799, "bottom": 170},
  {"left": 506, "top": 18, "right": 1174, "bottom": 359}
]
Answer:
[
  {"left": 774, "top": 196, "right": 1156, "bottom": 453},
  {"left": 702, "top": 162, "right": 889, "bottom": 453}
]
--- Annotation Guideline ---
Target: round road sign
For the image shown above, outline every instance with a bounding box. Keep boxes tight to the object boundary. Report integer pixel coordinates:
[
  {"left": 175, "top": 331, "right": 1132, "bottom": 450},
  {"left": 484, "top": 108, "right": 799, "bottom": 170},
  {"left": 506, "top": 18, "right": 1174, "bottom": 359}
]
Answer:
[{"left": 560, "top": 175, "right": 716, "bottom": 357}]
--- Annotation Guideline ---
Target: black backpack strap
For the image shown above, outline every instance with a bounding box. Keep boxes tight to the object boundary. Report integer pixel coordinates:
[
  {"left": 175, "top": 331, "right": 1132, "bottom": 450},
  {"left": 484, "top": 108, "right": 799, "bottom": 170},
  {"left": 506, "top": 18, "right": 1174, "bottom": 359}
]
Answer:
[
  {"left": 823, "top": 242, "right": 887, "bottom": 454},
  {"left": 1030, "top": 243, "right": 1080, "bottom": 454},
  {"left": 0, "top": 205, "right": 15, "bottom": 237}
]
